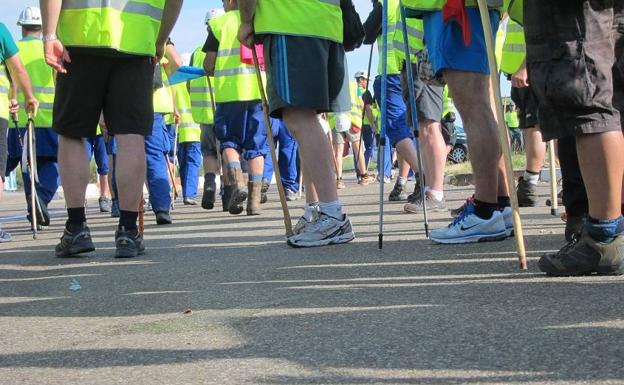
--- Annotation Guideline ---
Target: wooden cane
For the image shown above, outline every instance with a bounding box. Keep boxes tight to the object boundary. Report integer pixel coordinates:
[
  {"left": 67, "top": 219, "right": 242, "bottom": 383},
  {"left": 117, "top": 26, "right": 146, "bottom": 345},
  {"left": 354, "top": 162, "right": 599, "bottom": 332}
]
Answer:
[
  {"left": 548, "top": 140, "right": 558, "bottom": 216},
  {"left": 26, "top": 116, "right": 38, "bottom": 239},
  {"left": 251, "top": 48, "right": 293, "bottom": 237},
  {"left": 476, "top": 0, "right": 528, "bottom": 269}
]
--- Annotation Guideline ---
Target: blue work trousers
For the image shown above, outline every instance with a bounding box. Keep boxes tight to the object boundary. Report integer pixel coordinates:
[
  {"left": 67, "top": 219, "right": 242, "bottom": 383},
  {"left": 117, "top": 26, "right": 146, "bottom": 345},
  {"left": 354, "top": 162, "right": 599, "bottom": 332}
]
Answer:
[
  {"left": 86, "top": 135, "right": 109, "bottom": 175},
  {"left": 263, "top": 120, "right": 299, "bottom": 192},
  {"left": 177, "top": 141, "right": 201, "bottom": 199},
  {"left": 145, "top": 113, "right": 172, "bottom": 212}
]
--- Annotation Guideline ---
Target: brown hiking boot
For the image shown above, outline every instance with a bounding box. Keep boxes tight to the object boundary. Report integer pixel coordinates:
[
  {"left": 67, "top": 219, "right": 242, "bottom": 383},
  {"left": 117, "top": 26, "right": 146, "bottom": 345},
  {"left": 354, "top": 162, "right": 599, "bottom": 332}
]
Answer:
[
  {"left": 539, "top": 233, "right": 624, "bottom": 276},
  {"left": 247, "top": 181, "right": 262, "bottom": 216},
  {"left": 227, "top": 168, "right": 247, "bottom": 215}
]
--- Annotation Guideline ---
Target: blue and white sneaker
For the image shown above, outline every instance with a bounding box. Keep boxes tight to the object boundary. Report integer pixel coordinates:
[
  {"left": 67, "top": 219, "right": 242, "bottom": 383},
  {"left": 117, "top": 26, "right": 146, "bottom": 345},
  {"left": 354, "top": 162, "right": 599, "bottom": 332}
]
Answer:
[
  {"left": 287, "top": 212, "right": 355, "bottom": 248},
  {"left": 502, "top": 206, "right": 514, "bottom": 237},
  {"left": 430, "top": 201, "right": 507, "bottom": 244}
]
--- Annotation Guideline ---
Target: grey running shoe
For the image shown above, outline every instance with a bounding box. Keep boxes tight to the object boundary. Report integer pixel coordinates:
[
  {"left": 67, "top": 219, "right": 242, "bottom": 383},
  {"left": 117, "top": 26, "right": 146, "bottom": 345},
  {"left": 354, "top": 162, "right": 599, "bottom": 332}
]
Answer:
[
  {"left": 155, "top": 211, "right": 172, "bottom": 225},
  {"left": 388, "top": 182, "right": 407, "bottom": 201},
  {"left": 539, "top": 233, "right": 624, "bottom": 276},
  {"left": 55, "top": 223, "right": 95, "bottom": 258},
  {"left": 183, "top": 197, "right": 198, "bottom": 205},
  {"left": 110, "top": 199, "right": 120, "bottom": 218},
  {"left": 115, "top": 227, "right": 145, "bottom": 258},
  {"left": 285, "top": 189, "right": 298, "bottom": 201},
  {"left": 293, "top": 207, "right": 320, "bottom": 235},
  {"left": 287, "top": 213, "right": 355, "bottom": 248},
  {"left": 99, "top": 196, "right": 111, "bottom": 213},
  {"left": 0, "top": 229, "right": 12, "bottom": 243},
  {"left": 403, "top": 191, "right": 446, "bottom": 214},
  {"left": 516, "top": 177, "right": 538, "bottom": 207}
]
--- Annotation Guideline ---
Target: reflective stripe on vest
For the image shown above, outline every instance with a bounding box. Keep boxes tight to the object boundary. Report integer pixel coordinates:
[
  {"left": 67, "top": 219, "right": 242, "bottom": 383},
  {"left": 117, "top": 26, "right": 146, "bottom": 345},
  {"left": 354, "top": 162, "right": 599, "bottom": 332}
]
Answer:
[
  {"left": 349, "top": 81, "right": 363, "bottom": 128},
  {"left": 442, "top": 86, "right": 454, "bottom": 117},
  {"left": 500, "top": 20, "right": 526, "bottom": 75},
  {"left": 58, "top": 0, "right": 164, "bottom": 56},
  {"left": 0, "top": 65, "right": 10, "bottom": 120},
  {"left": 210, "top": 11, "right": 261, "bottom": 103},
  {"left": 378, "top": 0, "right": 401, "bottom": 75},
  {"left": 394, "top": 17, "right": 424, "bottom": 66},
  {"left": 172, "top": 83, "right": 201, "bottom": 143},
  {"left": 189, "top": 47, "right": 214, "bottom": 125},
  {"left": 255, "top": 0, "right": 343, "bottom": 43},
  {"left": 17, "top": 39, "right": 55, "bottom": 128}
]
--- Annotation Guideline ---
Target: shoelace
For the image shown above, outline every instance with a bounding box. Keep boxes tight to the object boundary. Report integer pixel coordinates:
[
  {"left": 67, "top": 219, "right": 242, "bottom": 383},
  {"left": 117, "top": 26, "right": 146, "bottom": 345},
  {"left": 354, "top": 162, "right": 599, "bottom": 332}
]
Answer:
[
  {"left": 449, "top": 200, "right": 476, "bottom": 228},
  {"left": 554, "top": 234, "right": 580, "bottom": 258}
]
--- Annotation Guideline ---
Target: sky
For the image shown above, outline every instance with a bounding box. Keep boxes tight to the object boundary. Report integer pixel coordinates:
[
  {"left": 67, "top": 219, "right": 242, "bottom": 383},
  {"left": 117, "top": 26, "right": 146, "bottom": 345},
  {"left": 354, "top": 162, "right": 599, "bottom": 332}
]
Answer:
[{"left": 0, "top": 0, "right": 509, "bottom": 98}]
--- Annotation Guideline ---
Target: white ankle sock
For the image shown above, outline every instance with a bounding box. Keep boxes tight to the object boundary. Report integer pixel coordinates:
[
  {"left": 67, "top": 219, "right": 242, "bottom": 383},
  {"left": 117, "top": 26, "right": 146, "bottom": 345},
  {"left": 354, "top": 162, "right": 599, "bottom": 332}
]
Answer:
[
  {"left": 319, "top": 200, "right": 343, "bottom": 220},
  {"left": 523, "top": 170, "right": 540, "bottom": 185},
  {"left": 428, "top": 189, "right": 444, "bottom": 201},
  {"left": 303, "top": 203, "right": 318, "bottom": 221}
]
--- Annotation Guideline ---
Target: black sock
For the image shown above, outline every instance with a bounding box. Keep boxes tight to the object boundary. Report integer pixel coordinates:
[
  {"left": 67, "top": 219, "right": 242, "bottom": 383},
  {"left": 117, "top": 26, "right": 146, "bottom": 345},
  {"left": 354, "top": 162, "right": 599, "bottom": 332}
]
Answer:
[
  {"left": 474, "top": 199, "right": 497, "bottom": 220},
  {"left": 497, "top": 196, "right": 511, "bottom": 209},
  {"left": 119, "top": 210, "right": 138, "bottom": 230},
  {"left": 204, "top": 173, "right": 216, "bottom": 186},
  {"left": 66, "top": 207, "right": 86, "bottom": 227}
]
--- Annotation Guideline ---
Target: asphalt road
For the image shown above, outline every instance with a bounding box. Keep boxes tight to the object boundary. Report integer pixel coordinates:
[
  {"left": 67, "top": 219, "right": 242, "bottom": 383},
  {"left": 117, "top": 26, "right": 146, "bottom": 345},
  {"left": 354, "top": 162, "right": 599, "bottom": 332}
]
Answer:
[{"left": 1, "top": 178, "right": 623, "bottom": 385}]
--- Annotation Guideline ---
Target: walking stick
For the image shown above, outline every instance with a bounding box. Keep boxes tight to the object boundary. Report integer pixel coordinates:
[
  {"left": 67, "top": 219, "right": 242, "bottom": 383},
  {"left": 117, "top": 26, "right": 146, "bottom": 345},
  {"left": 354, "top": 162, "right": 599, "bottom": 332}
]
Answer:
[
  {"left": 251, "top": 48, "right": 293, "bottom": 237},
  {"left": 378, "top": 0, "right": 389, "bottom": 249},
  {"left": 26, "top": 116, "right": 38, "bottom": 239},
  {"left": 400, "top": 5, "right": 430, "bottom": 238},
  {"left": 548, "top": 140, "right": 558, "bottom": 216},
  {"left": 476, "top": 0, "right": 527, "bottom": 269}
]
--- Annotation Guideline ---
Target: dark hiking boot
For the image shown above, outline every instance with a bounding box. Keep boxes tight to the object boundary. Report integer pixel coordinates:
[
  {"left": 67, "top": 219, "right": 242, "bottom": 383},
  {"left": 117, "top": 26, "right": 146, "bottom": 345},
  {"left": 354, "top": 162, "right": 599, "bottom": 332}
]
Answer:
[
  {"left": 155, "top": 211, "right": 172, "bottom": 225},
  {"left": 516, "top": 177, "right": 538, "bottom": 207},
  {"left": 222, "top": 185, "right": 233, "bottom": 212},
  {"left": 202, "top": 179, "right": 216, "bottom": 210},
  {"left": 539, "top": 233, "right": 624, "bottom": 276},
  {"left": 261, "top": 181, "right": 269, "bottom": 204},
  {"left": 115, "top": 227, "right": 145, "bottom": 258},
  {"left": 247, "top": 181, "right": 262, "bottom": 216},
  {"left": 55, "top": 223, "right": 95, "bottom": 258},
  {"left": 227, "top": 168, "right": 247, "bottom": 215},
  {"left": 388, "top": 182, "right": 407, "bottom": 201},
  {"left": 565, "top": 215, "right": 585, "bottom": 242}
]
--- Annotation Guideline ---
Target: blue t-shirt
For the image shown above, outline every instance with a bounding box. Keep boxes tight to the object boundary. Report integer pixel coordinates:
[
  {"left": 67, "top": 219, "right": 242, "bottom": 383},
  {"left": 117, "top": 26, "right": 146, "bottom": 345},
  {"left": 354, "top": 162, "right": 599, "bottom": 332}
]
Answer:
[{"left": 0, "top": 22, "right": 19, "bottom": 63}]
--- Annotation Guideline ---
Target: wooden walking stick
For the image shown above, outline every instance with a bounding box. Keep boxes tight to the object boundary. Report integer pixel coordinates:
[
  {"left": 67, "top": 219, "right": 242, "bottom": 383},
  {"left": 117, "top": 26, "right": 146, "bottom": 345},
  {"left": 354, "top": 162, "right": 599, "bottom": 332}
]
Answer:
[
  {"left": 476, "top": 0, "right": 528, "bottom": 269},
  {"left": 26, "top": 116, "right": 39, "bottom": 239},
  {"left": 378, "top": 0, "right": 390, "bottom": 249},
  {"left": 251, "top": 48, "right": 293, "bottom": 237},
  {"left": 548, "top": 140, "right": 558, "bottom": 216}
]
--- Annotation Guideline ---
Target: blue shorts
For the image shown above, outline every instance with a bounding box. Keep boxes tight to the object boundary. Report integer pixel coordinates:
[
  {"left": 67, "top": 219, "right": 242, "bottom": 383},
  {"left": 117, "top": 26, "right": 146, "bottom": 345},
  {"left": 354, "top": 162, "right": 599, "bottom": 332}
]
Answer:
[
  {"left": 373, "top": 74, "right": 413, "bottom": 146},
  {"left": 423, "top": 9, "right": 500, "bottom": 76},
  {"left": 214, "top": 101, "right": 268, "bottom": 160}
]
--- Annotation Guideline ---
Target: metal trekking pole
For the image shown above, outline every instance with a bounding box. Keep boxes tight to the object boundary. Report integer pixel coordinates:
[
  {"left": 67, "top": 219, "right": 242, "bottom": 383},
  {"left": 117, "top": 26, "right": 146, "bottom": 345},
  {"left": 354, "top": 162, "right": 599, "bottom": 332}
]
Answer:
[
  {"left": 400, "top": 5, "right": 430, "bottom": 238},
  {"left": 26, "top": 116, "right": 38, "bottom": 238},
  {"left": 378, "top": 0, "right": 389, "bottom": 249},
  {"left": 476, "top": 0, "right": 527, "bottom": 269},
  {"left": 251, "top": 48, "right": 293, "bottom": 237},
  {"left": 548, "top": 140, "right": 558, "bottom": 216}
]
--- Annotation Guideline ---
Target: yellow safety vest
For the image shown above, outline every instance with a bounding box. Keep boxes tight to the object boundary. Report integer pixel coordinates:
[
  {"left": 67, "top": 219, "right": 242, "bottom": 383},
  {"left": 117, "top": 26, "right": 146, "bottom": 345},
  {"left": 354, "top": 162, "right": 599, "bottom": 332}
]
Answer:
[
  {"left": 364, "top": 102, "right": 380, "bottom": 127},
  {"left": 17, "top": 38, "right": 55, "bottom": 128},
  {"left": 378, "top": 0, "right": 402, "bottom": 76},
  {"left": 189, "top": 47, "right": 214, "bottom": 125},
  {"left": 442, "top": 86, "right": 455, "bottom": 118},
  {"left": 58, "top": 0, "right": 165, "bottom": 56},
  {"left": 349, "top": 81, "right": 363, "bottom": 129},
  {"left": 500, "top": 20, "right": 526, "bottom": 76},
  {"left": 0, "top": 63, "right": 10, "bottom": 120},
  {"left": 210, "top": 10, "right": 261, "bottom": 103},
  {"left": 153, "top": 62, "right": 174, "bottom": 114},
  {"left": 505, "top": 110, "right": 520, "bottom": 128},
  {"left": 394, "top": 16, "right": 424, "bottom": 67},
  {"left": 505, "top": 0, "right": 523, "bottom": 25},
  {"left": 401, "top": 0, "right": 502, "bottom": 14},
  {"left": 254, "top": 0, "right": 343, "bottom": 43},
  {"left": 172, "top": 83, "right": 201, "bottom": 143}
]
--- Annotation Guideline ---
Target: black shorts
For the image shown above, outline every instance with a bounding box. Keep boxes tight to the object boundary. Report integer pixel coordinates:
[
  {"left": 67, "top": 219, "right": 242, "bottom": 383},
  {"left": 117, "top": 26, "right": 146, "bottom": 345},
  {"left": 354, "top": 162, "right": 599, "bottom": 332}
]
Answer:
[
  {"left": 525, "top": 0, "right": 623, "bottom": 140},
  {"left": 53, "top": 50, "right": 154, "bottom": 139},
  {"left": 510, "top": 86, "right": 539, "bottom": 129},
  {"left": 262, "top": 35, "right": 350, "bottom": 118}
]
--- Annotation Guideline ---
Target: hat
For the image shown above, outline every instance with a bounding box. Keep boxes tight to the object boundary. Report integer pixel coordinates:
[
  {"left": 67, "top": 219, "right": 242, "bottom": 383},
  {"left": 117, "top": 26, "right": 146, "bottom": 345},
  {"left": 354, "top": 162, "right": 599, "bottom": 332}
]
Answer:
[
  {"left": 354, "top": 71, "right": 368, "bottom": 80},
  {"left": 17, "top": 6, "right": 42, "bottom": 26},
  {"left": 205, "top": 8, "right": 225, "bottom": 24}
]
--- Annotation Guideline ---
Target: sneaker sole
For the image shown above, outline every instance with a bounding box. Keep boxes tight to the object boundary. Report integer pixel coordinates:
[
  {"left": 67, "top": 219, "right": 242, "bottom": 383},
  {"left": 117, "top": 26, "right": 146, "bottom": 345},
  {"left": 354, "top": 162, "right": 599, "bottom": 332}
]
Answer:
[
  {"left": 228, "top": 190, "right": 248, "bottom": 215},
  {"left": 431, "top": 231, "right": 507, "bottom": 245},
  {"left": 287, "top": 233, "right": 355, "bottom": 248}
]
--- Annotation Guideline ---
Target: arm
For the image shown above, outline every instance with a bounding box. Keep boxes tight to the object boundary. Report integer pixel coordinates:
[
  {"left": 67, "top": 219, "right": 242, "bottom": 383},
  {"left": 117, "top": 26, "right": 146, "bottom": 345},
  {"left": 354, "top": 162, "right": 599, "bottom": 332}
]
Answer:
[
  {"left": 363, "top": 1, "right": 382, "bottom": 44},
  {"left": 202, "top": 52, "right": 217, "bottom": 76},
  {"left": 5, "top": 54, "right": 38, "bottom": 115},
  {"left": 40, "top": 0, "right": 70, "bottom": 73},
  {"left": 364, "top": 105, "right": 377, "bottom": 133},
  {"left": 164, "top": 42, "right": 182, "bottom": 75},
  {"left": 155, "top": 0, "right": 184, "bottom": 62},
  {"left": 510, "top": 58, "right": 528, "bottom": 88},
  {"left": 238, "top": 0, "right": 258, "bottom": 47}
]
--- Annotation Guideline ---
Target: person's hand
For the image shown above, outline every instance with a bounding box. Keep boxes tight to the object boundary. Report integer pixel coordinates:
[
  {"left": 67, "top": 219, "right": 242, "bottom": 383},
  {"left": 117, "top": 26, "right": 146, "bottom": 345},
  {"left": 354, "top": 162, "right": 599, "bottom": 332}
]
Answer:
[
  {"left": 511, "top": 65, "right": 529, "bottom": 88},
  {"left": 173, "top": 110, "right": 181, "bottom": 125},
  {"left": 9, "top": 98, "right": 19, "bottom": 115},
  {"left": 238, "top": 22, "right": 255, "bottom": 48},
  {"left": 44, "top": 39, "right": 70, "bottom": 73},
  {"left": 25, "top": 96, "right": 39, "bottom": 117},
  {"left": 154, "top": 40, "right": 166, "bottom": 64}
]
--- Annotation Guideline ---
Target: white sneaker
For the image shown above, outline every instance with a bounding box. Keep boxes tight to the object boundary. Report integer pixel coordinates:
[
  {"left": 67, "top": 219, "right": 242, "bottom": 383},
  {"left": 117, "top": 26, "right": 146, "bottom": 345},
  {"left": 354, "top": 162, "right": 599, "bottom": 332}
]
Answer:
[
  {"left": 430, "top": 203, "right": 507, "bottom": 244},
  {"left": 502, "top": 206, "right": 514, "bottom": 237},
  {"left": 0, "top": 229, "right": 13, "bottom": 243},
  {"left": 287, "top": 213, "right": 355, "bottom": 248}
]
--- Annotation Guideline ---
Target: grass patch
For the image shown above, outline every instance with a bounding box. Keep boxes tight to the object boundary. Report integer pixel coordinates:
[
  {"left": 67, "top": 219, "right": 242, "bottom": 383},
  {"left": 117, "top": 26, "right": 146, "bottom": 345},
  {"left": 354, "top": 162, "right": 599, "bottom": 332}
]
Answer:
[{"left": 445, "top": 152, "right": 527, "bottom": 176}]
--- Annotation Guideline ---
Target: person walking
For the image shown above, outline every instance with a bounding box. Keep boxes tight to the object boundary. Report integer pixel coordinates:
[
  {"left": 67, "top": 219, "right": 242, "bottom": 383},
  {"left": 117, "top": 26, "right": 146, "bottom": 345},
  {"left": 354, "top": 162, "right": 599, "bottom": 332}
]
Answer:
[
  {"left": 238, "top": 0, "right": 355, "bottom": 247},
  {"left": 85, "top": 125, "right": 112, "bottom": 212},
  {"left": 6, "top": 7, "right": 58, "bottom": 228},
  {"left": 0, "top": 20, "right": 39, "bottom": 242},
  {"left": 42, "top": 0, "right": 183, "bottom": 258}
]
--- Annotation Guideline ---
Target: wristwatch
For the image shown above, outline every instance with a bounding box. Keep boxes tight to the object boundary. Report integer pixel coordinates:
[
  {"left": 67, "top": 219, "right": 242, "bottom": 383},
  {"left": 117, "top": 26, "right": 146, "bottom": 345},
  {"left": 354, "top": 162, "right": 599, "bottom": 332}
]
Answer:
[{"left": 43, "top": 33, "right": 58, "bottom": 42}]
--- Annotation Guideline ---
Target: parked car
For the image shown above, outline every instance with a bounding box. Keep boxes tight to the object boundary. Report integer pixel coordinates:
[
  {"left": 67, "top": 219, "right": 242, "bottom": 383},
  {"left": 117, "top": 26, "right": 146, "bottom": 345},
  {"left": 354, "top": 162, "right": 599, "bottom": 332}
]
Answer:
[{"left": 448, "top": 125, "right": 468, "bottom": 163}]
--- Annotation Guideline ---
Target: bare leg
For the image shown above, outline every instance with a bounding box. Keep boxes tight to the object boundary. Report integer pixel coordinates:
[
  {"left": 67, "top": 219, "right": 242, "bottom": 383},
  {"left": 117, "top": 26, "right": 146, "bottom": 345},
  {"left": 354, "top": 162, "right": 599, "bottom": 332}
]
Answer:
[
  {"left": 577, "top": 131, "right": 624, "bottom": 220},
  {"left": 397, "top": 154, "right": 410, "bottom": 180},
  {"left": 301, "top": 160, "right": 319, "bottom": 204},
  {"left": 246, "top": 156, "right": 264, "bottom": 177},
  {"left": 203, "top": 155, "right": 220, "bottom": 174},
  {"left": 445, "top": 70, "right": 500, "bottom": 203},
  {"left": 99, "top": 173, "right": 110, "bottom": 197},
  {"left": 58, "top": 135, "right": 90, "bottom": 208},
  {"left": 283, "top": 108, "right": 338, "bottom": 203},
  {"left": 333, "top": 142, "right": 344, "bottom": 180},
  {"left": 524, "top": 126, "right": 546, "bottom": 173},
  {"left": 351, "top": 138, "right": 367, "bottom": 176},
  {"left": 420, "top": 119, "right": 446, "bottom": 192},
  {"left": 115, "top": 134, "right": 146, "bottom": 212},
  {"left": 107, "top": 155, "right": 116, "bottom": 200}
]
